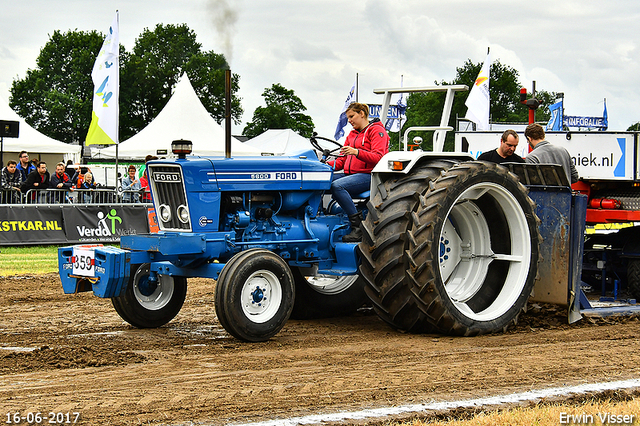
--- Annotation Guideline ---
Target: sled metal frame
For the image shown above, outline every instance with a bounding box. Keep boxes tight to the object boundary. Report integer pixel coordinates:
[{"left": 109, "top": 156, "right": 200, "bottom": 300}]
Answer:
[{"left": 504, "top": 163, "right": 640, "bottom": 322}]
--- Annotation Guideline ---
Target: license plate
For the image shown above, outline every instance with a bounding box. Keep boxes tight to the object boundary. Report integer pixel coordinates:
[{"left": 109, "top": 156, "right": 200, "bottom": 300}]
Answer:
[{"left": 72, "top": 246, "right": 99, "bottom": 277}]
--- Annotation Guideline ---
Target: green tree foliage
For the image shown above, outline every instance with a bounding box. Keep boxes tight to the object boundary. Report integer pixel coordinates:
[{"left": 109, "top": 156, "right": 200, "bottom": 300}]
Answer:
[
  {"left": 395, "top": 59, "right": 557, "bottom": 151},
  {"left": 10, "top": 30, "right": 105, "bottom": 144},
  {"left": 627, "top": 122, "right": 640, "bottom": 131},
  {"left": 242, "top": 83, "right": 314, "bottom": 138},
  {"left": 120, "top": 24, "right": 242, "bottom": 139},
  {"left": 10, "top": 24, "right": 241, "bottom": 144}
]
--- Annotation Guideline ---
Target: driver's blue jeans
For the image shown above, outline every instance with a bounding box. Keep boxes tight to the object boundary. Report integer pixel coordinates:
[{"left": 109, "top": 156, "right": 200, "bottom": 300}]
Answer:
[{"left": 330, "top": 173, "right": 371, "bottom": 216}]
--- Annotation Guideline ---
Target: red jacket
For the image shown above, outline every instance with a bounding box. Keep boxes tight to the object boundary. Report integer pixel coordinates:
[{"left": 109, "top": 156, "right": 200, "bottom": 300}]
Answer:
[{"left": 330, "top": 119, "right": 389, "bottom": 174}]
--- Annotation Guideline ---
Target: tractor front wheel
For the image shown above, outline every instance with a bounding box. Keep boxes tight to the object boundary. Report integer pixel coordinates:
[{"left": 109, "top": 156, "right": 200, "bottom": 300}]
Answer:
[
  {"left": 215, "top": 249, "right": 295, "bottom": 342},
  {"left": 112, "top": 263, "right": 187, "bottom": 328}
]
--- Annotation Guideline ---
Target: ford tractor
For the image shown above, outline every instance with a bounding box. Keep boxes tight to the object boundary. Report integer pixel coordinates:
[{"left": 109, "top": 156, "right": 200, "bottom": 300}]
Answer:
[{"left": 59, "top": 83, "right": 590, "bottom": 341}]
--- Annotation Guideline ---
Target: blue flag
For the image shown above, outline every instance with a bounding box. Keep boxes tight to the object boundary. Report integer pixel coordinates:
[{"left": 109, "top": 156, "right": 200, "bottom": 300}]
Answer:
[
  {"left": 334, "top": 81, "right": 356, "bottom": 140},
  {"left": 385, "top": 93, "right": 407, "bottom": 132},
  {"left": 602, "top": 99, "right": 608, "bottom": 131},
  {"left": 546, "top": 100, "right": 563, "bottom": 131}
]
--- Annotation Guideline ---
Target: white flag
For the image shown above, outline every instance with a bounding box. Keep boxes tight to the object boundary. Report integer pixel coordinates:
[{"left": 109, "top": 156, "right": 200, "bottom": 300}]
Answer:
[
  {"left": 334, "top": 80, "right": 356, "bottom": 140},
  {"left": 86, "top": 12, "right": 119, "bottom": 145},
  {"left": 465, "top": 51, "right": 490, "bottom": 131}
]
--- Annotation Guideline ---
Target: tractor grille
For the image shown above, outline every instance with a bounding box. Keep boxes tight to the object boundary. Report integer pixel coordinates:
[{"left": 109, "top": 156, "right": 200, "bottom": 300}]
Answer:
[{"left": 148, "top": 164, "right": 191, "bottom": 231}]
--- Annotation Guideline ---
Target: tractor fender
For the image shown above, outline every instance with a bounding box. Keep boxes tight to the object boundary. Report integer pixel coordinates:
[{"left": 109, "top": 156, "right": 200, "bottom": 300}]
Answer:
[{"left": 370, "top": 151, "right": 474, "bottom": 202}]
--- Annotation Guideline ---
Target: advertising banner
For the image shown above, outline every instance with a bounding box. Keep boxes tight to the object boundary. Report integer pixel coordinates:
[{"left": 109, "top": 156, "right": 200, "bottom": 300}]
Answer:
[
  {"left": 564, "top": 116, "right": 607, "bottom": 129},
  {"left": 368, "top": 104, "right": 401, "bottom": 120},
  {"left": 63, "top": 205, "right": 149, "bottom": 243},
  {"left": 0, "top": 204, "right": 150, "bottom": 246},
  {"left": 0, "top": 205, "right": 66, "bottom": 245},
  {"left": 455, "top": 131, "right": 636, "bottom": 181}
]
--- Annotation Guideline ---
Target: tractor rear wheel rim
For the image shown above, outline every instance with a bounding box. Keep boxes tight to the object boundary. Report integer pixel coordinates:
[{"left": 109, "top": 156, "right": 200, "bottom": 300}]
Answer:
[
  {"left": 305, "top": 275, "right": 359, "bottom": 295},
  {"left": 441, "top": 182, "right": 531, "bottom": 321}
]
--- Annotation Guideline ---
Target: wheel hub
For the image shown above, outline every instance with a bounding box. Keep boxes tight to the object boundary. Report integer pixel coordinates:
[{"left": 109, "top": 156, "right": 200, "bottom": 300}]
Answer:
[
  {"left": 138, "top": 276, "right": 158, "bottom": 297},
  {"left": 241, "top": 270, "right": 283, "bottom": 324},
  {"left": 251, "top": 286, "right": 267, "bottom": 305},
  {"left": 132, "top": 264, "right": 175, "bottom": 311}
]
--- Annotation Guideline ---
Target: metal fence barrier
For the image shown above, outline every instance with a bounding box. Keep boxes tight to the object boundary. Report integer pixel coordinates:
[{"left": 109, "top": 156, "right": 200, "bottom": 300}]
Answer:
[{"left": 0, "top": 188, "right": 149, "bottom": 205}]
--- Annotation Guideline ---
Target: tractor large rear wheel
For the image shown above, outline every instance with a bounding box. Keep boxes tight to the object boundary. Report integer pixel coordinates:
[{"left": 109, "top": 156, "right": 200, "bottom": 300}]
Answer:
[
  {"left": 358, "top": 159, "right": 460, "bottom": 331},
  {"left": 360, "top": 160, "right": 540, "bottom": 335}
]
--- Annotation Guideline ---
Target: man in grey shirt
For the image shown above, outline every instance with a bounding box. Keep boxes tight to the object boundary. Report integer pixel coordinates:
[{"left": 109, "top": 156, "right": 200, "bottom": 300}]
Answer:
[{"left": 524, "top": 123, "right": 579, "bottom": 184}]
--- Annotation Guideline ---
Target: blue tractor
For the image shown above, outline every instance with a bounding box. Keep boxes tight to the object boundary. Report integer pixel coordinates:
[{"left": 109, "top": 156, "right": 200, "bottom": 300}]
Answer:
[{"left": 59, "top": 85, "right": 548, "bottom": 341}]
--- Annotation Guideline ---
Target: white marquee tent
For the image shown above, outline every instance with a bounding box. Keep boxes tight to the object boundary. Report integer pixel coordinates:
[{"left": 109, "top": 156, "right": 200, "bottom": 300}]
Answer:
[
  {"left": 0, "top": 97, "right": 81, "bottom": 166},
  {"left": 94, "top": 74, "right": 260, "bottom": 159},
  {"left": 243, "top": 129, "right": 317, "bottom": 156}
]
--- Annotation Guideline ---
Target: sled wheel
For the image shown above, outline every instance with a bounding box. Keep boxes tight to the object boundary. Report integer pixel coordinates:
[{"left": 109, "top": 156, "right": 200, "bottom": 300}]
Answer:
[
  {"left": 112, "top": 263, "right": 187, "bottom": 328},
  {"left": 407, "top": 161, "right": 540, "bottom": 335},
  {"left": 290, "top": 267, "right": 367, "bottom": 319},
  {"left": 214, "top": 249, "right": 294, "bottom": 342},
  {"left": 359, "top": 159, "right": 460, "bottom": 331}
]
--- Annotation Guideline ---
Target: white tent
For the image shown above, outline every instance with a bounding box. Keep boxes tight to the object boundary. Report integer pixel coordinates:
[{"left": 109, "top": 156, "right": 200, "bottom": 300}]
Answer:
[
  {"left": 94, "top": 74, "right": 260, "bottom": 159},
  {"left": 0, "top": 97, "right": 81, "bottom": 166},
  {"left": 243, "top": 129, "right": 315, "bottom": 155}
]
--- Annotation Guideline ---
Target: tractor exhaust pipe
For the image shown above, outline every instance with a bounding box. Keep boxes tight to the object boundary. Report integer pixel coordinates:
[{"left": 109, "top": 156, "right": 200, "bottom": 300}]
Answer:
[{"left": 225, "top": 69, "right": 232, "bottom": 159}]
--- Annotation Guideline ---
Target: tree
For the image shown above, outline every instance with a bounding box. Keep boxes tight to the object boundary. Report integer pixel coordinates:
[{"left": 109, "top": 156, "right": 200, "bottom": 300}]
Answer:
[
  {"left": 242, "top": 84, "right": 314, "bottom": 138},
  {"left": 10, "top": 24, "right": 241, "bottom": 145},
  {"left": 628, "top": 122, "right": 640, "bottom": 131},
  {"left": 396, "top": 59, "right": 557, "bottom": 151},
  {"left": 10, "top": 30, "right": 105, "bottom": 144},
  {"left": 120, "top": 24, "right": 242, "bottom": 140}
]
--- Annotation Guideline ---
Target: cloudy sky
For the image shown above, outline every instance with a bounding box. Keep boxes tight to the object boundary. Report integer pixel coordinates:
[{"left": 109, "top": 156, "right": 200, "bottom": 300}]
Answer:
[{"left": 1, "top": 0, "right": 639, "bottom": 139}]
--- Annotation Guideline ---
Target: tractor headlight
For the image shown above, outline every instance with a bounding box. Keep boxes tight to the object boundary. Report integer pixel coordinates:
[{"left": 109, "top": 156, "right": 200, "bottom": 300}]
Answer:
[
  {"left": 158, "top": 204, "right": 172, "bottom": 223},
  {"left": 177, "top": 205, "right": 190, "bottom": 224}
]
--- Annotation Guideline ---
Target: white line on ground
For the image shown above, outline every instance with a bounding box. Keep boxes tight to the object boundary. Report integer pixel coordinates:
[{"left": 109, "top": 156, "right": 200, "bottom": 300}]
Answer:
[{"left": 228, "top": 378, "right": 640, "bottom": 426}]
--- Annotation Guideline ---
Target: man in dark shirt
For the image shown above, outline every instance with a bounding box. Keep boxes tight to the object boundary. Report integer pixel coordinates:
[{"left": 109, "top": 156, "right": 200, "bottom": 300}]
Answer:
[
  {"left": 477, "top": 129, "right": 525, "bottom": 164},
  {"left": 1, "top": 160, "right": 23, "bottom": 203},
  {"left": 21, "top": 161, "right": 50, "bottom": 203}
]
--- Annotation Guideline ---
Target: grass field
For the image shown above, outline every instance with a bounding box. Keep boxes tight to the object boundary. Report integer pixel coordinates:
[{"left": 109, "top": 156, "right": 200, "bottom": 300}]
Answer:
[
  {"left": 0, "top": 245, "right": 60, "bottom": 275},
  {"left": 396, "top": 395, "right": 640, "bottom": 426}
]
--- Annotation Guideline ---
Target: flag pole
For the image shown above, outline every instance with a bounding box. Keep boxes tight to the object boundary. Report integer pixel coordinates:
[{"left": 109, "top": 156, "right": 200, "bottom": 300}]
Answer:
[
  {"left": 115, "top": 10, "right": 120, "bottom": 186},
  {"left": 355, "top": 73, "right": 359, "bottom": 103}
]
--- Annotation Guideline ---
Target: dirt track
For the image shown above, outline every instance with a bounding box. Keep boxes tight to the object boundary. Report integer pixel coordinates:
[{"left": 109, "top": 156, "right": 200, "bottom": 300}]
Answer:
[{"left": 1, "top": 274, "right": 640, "bottom": 425}]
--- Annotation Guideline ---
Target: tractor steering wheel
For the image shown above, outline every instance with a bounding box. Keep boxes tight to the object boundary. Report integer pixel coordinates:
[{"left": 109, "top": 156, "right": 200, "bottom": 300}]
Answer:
[{"left": 310, "top": 132, "right": 343, "bottom": 162}]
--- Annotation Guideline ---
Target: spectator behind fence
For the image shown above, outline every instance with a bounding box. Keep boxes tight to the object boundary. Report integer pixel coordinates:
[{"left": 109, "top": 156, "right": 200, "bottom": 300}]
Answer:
[
  {"left": 50, "top": 162, "right": 74, "bottom": 203},
  {"left": 21, "top": 161, "right": 50, "bottom": 203},
  {"left": 80, "top": 171, "right": 97, "bottom": 203},
  {"left": 121, "top": 165, "right": 141, "bottom": 202},
  {"left": 16, "top": 151, "right": 35, "bottom": 182},
  {"left": 1, "top": 160, "right": 23, "bottom": 203},
  {"left": 139, "top": 155, "right": 157, "bottom": 202},
  {"left": 65, "top": 160, "right": 76, "bottom": 180},
  {"left": 71, "top": 165, "right": 90, "bottom": 187}
]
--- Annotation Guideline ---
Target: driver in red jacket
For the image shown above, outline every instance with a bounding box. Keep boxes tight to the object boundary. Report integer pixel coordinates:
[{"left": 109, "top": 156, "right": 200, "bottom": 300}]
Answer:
[{"left": 328, "top": 102, "right": 389, "bottom": 242}]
